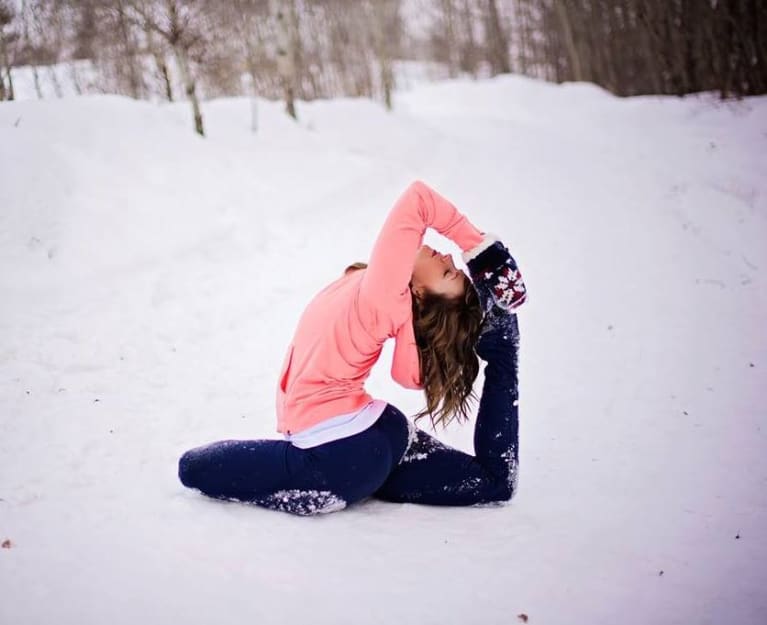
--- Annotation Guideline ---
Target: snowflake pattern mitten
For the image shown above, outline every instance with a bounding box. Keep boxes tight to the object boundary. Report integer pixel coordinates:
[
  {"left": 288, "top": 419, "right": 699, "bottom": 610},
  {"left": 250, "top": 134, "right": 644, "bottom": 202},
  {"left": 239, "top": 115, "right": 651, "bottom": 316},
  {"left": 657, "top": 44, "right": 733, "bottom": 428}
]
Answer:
[{"left": 463, "top": 235, "right": 527, "bottom": 315}]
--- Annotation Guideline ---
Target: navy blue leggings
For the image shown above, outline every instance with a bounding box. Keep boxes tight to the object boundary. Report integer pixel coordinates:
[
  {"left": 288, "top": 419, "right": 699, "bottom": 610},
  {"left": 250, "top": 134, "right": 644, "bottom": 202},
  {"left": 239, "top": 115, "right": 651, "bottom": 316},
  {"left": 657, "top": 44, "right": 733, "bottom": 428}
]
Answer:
[{"left": 178, "top": 316, "right": 520, "bottom": 515}]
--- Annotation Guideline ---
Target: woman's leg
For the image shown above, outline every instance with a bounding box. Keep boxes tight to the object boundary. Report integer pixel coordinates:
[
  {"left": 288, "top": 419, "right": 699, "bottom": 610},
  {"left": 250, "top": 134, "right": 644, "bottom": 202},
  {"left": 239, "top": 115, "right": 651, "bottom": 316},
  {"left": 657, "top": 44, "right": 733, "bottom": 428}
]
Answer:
[
  {"left": 178, "top": 404, "right": 411, "bottom": 515},
  {"left": 374, "top": 313, "right": 520, "bottom": 506}
]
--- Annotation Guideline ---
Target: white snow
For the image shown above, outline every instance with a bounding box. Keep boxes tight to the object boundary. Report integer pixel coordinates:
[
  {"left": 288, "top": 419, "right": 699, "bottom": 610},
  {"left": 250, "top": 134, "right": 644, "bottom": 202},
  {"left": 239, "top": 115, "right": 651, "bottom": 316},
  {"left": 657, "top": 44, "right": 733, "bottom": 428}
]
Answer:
[{"left": 1, "top": 73, "right": 766, "bottom": 624}]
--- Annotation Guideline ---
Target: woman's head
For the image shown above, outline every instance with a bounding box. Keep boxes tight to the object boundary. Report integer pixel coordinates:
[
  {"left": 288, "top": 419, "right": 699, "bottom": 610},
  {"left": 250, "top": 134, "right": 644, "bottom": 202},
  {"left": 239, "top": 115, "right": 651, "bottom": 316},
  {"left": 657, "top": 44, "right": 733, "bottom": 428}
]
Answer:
[
  {"left": 410, "top": 244, "right": 466, "bottom": 300},
  {"left": 345, "top": 246, "right": 483, "bottom": 430},
  {"left": 410, "top": 246, "right": 483, "bottom": 430}
]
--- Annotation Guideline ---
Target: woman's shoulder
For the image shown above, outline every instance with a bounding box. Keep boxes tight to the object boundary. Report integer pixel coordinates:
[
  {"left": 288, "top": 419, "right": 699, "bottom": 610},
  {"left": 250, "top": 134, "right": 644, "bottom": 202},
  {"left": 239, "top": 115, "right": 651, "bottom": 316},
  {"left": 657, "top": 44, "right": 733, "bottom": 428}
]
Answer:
[{"left": 352, "top": 277, "right": 412, "bottom": 338}]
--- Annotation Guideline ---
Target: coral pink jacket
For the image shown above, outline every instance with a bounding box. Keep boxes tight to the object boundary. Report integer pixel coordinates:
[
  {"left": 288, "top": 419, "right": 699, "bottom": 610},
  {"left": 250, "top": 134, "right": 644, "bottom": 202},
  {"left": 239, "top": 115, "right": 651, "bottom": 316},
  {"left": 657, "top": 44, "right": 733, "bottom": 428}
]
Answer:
[{"left": 275, "top": 180, "right": 484, "bottom": 435}]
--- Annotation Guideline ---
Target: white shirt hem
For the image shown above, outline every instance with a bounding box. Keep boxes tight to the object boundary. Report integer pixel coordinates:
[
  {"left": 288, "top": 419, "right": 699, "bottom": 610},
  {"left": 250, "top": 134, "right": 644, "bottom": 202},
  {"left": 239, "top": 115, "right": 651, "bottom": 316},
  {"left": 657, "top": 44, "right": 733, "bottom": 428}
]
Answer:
[{"left": 284, "top": 399, "right": 389, "bottom": 449}]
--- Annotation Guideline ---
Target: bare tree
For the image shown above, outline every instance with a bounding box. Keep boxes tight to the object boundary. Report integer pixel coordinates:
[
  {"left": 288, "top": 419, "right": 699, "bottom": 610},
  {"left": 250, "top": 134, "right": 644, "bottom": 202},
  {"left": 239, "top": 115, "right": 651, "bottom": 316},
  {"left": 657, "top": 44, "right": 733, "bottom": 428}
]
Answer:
[
  {"left": 36, "top": 0, "right": 66, "bottom": 97},
  {"left": 368, "top": 0, "right": 402, "bottom": 110},
  {"left": 19, "top": 0, "right": 43, "bottom": 98},
  {"left": 110, "top": 0, "right": 147, "bottom": 99},
  {"left": 225, "top": 0, "right": 269, "bottom": 95},
  {"left": 72, "top": 0, "right": 97, "bottom": 60},
  {"left": 429, "top": 0, "right": 492, "bottom": 79},
  {"left": 483, "top": 0, "right": 510, "bottom": 75},
  {"left": 0, "top": 0, "right": 18, "bottom": 100},
  {"left": 458, "top": 0, "right": 480, "bottom": 76},
  {"left": 553, "top": 1, "right": 582, "bottom": 82},
  {"left": 322, "top": 0, "right": 376, "bottom": 98},
  {"left": 125, "top": 0, "right": 208, "bottom": 135},
  {"left": 510, "top": 0, "right": 767, "bottom": 98},
  {"left": 271, "top": 0, "right": 300, "bottom": 119},
  {"left": 142, "top": 14, "right": 174, "bottom": 101},
  {"left": 439, "top": 0, "right": 460, "bottom": 78},
  {"left": 7, "top": 0, "right": 766, "bottom": 109}
]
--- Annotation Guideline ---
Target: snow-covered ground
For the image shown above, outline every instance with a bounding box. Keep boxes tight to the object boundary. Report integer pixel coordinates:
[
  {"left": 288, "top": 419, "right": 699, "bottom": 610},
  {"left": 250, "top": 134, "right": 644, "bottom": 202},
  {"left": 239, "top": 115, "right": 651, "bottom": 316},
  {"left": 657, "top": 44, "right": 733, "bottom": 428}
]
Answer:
[{"left": 1, "top": 74, "right": 765, "bottom": 624}]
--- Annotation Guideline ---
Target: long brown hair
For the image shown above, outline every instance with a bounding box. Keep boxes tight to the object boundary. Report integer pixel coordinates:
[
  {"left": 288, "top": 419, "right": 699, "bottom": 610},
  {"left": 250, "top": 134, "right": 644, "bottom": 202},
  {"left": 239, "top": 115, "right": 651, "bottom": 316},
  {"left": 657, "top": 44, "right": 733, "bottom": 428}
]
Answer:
[
  {"left": 410, "top": 272, "right": 483, "bottom": 430},
  {"left": 345, "top": 262, "right": 483, "bottom": 430}
]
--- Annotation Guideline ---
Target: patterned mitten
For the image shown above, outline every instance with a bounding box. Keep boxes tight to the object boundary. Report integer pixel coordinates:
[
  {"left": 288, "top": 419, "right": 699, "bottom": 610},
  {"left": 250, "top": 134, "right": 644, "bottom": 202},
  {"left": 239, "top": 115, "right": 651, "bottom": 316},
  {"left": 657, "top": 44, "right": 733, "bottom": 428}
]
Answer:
[{"left": 462, "top": 235, "right": 527, "bottom": 315}]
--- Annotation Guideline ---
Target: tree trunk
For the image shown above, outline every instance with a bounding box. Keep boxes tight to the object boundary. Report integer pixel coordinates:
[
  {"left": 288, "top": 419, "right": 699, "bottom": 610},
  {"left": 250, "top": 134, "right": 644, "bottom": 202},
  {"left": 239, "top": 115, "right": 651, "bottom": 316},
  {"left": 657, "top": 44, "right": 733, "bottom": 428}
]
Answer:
[
  {"left": 541, "top": 1, "right": 564, "bottom": 82},
  {"left": 603, "top": 1, "right": 620, "bottom": 93},
  {"left": 637, "top": 1, "right": 662, "bottom": 94},
  {"left": 5, "top": 67, "right": 13, "bottom": 100},
  {"left": 372, "top": 0, "right": 397, "bottom": 110},
  {"left": 553, "top": 1, "right": 583, "bottom": 81},
  {"left": 0, "top": 33, "right": 10, "bottom": 100},
  {"left": 30, "top": 65, "right": 41, "bottom": 98},
  {"left": 638, "top": 0, "right": 673, "bottom": 94},
  {"left": 115, "top": 0, "right": 142, "bottom": 99},
  {"left": 287, "top": 0, "right": 305, "bottom": 99},
  {"left": 173, "top": 45, "right": 204, "bottom": 136},
  {"left": 515, "top": 0, "right": 530, "bottom": 74},
  {"left": 754, "top": 0, "right": 767, "bottom": 93},
  {"left": 69, "top": 61, "right": 83, "bottom": 95},
  {"left": 48, "top": 65, "right": 63, "bottom": 98},
  {"left": 380, "top": 56, "right": 394, "bottom": 111},
  {"left": 273, "top": 0, "right": 297, "bottom": 119},
  {"left": 583, "top": 0, "right": 605, "bottom": 86},
  {"left": 20, "top": 0, "right": 42, "bottom": 99},
  {"left": 159, "top": 58, "right": 173, "bottom": 102},
  {"left": 485, "top": 0, "right": 510, "bottom": 75},
  {"left": 141, "top": 19, "right": 172, "bottom": 101},
  {"left": 460, "top": 0, "right": 479, "bottom": 77},
  {"left": 751, "top": 0, "right": 767, "bottom": 93},
  {"left": 440, "top": 0, "right": 459, "bottom": 78}
]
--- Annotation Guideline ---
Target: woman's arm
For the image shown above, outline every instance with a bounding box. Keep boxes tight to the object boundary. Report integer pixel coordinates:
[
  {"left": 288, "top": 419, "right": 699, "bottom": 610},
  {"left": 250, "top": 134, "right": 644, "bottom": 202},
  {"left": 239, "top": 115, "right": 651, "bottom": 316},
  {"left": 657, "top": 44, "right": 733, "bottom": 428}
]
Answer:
[{"left": 358, "top": 180, "right": 484, "bottom": 331}]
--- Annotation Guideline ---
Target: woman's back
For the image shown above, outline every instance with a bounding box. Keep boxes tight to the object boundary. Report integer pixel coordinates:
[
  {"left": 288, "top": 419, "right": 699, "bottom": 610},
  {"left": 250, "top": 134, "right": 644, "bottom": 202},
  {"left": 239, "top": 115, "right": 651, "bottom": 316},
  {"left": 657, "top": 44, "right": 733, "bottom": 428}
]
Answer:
[
  {"left": 276, "top": 269, "right": 388, "bottom": 434},
  {"left": 276, "top": 180, "right": 484, "bottom": 436}
]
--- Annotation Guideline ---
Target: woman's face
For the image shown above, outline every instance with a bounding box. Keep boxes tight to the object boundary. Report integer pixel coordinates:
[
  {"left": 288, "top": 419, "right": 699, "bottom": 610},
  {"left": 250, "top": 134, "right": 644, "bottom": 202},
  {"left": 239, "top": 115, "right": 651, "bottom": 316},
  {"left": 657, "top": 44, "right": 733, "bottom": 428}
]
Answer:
[{"left": 411, "top": 244, "right": 467, "bottom": 300}]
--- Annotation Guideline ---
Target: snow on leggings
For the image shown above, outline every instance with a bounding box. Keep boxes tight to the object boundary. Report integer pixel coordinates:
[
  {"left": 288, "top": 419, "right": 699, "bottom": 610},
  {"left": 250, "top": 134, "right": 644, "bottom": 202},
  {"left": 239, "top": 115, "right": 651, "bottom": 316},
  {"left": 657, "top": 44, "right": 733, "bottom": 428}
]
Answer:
[{"left": 178, "top": 316, "right": 520, "bottom": 516}]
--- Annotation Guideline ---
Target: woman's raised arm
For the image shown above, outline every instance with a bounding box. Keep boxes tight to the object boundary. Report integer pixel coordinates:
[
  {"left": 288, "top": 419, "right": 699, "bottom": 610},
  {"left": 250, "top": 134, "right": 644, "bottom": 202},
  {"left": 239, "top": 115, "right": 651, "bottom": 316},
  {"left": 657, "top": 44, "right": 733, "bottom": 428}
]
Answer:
[{"left": 358, "top": 180, "right": 484, "bottom": 332}]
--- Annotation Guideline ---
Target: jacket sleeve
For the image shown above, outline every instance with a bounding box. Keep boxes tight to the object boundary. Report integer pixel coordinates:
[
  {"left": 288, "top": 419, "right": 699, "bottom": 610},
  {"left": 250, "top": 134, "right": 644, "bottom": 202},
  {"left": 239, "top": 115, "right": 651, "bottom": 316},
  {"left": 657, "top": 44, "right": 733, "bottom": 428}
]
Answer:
[
  {"left": 390, "top": 316, "right": 423, "bottom": 390},
  {"left": 358, "top": 179, "right": 484, "bottom": 335}
]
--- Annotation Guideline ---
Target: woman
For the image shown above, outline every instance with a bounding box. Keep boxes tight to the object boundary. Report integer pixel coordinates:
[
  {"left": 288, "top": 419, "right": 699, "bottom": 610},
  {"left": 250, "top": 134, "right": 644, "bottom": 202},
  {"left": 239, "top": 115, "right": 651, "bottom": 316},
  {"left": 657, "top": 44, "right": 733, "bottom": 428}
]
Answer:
[{"left": 178, "top": 180, "right": 527, "bottom": 516}]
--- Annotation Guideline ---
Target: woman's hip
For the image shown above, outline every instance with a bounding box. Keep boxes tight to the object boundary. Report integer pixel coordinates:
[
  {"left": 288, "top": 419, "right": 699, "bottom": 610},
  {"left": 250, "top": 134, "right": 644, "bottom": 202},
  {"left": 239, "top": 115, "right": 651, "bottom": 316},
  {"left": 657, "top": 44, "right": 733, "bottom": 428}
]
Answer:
[{"left": 287, "top": 403, "right": 412, "bottom": 501}]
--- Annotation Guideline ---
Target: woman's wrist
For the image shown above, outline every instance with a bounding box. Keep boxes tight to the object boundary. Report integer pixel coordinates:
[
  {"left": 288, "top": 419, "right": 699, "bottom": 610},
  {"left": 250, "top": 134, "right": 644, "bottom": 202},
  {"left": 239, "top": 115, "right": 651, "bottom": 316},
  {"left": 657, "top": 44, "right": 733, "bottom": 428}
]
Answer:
[{"left": 461, "top": 233, "right": 504, "bottom": 264}]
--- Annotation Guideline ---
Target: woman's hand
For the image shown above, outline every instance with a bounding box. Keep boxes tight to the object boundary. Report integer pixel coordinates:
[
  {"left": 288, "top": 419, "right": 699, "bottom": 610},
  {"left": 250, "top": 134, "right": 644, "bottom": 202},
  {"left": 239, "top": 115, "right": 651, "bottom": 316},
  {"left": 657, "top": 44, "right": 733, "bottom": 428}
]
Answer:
[{"left": 463, "top": 236, "right": 527, "bottom": 314}]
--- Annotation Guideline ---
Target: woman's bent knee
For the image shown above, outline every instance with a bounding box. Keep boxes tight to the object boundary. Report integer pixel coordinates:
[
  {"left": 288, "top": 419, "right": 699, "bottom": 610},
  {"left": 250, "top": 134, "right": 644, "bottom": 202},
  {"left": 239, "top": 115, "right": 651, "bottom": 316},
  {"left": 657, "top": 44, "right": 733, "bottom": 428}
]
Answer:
[
  {"left": 487, "top": 474, "right": 517, "bottom": 503},
  {"left": 178, "top": 450, "right": 199, "bottom": 488}
]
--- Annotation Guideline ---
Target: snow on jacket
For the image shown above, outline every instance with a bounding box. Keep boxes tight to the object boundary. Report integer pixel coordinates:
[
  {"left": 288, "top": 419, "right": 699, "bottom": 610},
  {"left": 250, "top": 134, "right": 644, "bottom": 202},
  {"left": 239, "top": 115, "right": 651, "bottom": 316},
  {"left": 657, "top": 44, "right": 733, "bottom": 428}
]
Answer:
[{"left": 275, "top": 180, "right": 484, "bottom": 435}]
